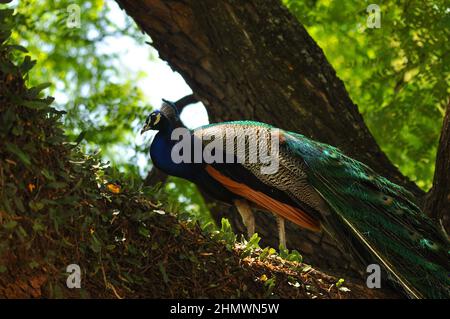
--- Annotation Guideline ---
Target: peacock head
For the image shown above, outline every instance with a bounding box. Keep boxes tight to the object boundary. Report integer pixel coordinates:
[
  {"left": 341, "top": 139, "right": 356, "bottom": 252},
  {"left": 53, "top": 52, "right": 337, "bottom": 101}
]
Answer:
[
  {"left": 141, "top": 99, "right": 179, "bottom": 134},
  {"left": 140, "top": 110, "right": 168, "bottom": 134}
]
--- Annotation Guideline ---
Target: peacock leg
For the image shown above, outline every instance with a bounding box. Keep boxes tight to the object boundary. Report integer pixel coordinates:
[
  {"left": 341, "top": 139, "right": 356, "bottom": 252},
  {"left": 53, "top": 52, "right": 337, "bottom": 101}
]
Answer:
[
  {"left": 276, "top": 215, "right": 286, "bottom": 249},
  {"left": 234, "top": 199, "right": 255, "bottom": 238}
]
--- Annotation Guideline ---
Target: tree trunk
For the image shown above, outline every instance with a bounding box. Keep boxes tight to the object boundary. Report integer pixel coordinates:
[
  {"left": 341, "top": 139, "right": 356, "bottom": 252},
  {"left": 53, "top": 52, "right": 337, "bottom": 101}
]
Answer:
[
  {"left": 116, "top": 0, "right": 432, "bottom": 276},
  {"left": 424, "top": 101, "right": 450, "bottom": 234}
]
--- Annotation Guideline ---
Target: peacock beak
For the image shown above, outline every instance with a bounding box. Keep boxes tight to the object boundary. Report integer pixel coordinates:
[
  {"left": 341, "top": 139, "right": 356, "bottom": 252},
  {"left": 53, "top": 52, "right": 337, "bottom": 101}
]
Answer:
[{"left": 140, "top": 125, "right": 151, "bottom": 135}]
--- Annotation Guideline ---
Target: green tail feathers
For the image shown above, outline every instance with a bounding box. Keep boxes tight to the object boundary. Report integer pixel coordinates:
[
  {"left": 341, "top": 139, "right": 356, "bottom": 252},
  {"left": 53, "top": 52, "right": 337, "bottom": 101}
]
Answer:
[{"left": 285, "top": 131, "right": 450, "bottom": 299}]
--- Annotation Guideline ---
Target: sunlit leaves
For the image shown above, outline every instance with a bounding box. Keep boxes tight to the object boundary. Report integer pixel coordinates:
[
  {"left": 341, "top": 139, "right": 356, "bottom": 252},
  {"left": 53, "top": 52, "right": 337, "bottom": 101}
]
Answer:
[
  {"left": 8, "top": 0, "right": 151, "bottom": 177},
  {"left": 284, "top": 0, "right": 449, "bottom": 189},
  {"left": 5, "top": 142, "right": 31, "bottom": 165}
]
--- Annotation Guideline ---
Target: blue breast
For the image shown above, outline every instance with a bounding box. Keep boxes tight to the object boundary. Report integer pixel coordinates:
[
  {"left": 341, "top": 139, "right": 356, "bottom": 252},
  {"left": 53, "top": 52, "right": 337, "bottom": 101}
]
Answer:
[
  {"left": 149, "top": 130, "right": 239, "bottom": 204},
  {"left": 150, "top": 131, "right": 200, "bottom": 181}
]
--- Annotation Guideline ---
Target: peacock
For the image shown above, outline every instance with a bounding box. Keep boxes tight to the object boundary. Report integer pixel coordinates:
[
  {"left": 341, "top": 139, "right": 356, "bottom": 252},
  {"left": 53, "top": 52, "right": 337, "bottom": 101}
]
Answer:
[{"left": 141, "top": 99, "right": 450, "bottom": 299}]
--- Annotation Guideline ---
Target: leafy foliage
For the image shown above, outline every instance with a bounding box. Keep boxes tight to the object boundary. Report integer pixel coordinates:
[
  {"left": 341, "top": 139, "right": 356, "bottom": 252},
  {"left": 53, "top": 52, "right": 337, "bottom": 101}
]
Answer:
[
  {"left": 7, "top": 0, "right": 150, "bottom": 175},
  {"left": 0, "top": 7, "right": 172, "bottom": 296},
  {"left": 5, "top": 0, "right": 210, "bottom": 221},
  {"left": 284, "top": 0, "right": 449, "bottom": 189},
  {"left": 163, "top": 176, "right": 212, "bottom": 228}
]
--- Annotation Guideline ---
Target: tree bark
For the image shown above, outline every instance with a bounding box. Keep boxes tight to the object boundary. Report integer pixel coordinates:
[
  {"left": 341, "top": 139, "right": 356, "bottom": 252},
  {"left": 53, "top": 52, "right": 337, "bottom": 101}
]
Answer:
[
  {"left": 116, "top": 0, "right": 429, "bottom": 276},
  {"left": 424, "top": 101, "right": 450, "bottom": 234}
]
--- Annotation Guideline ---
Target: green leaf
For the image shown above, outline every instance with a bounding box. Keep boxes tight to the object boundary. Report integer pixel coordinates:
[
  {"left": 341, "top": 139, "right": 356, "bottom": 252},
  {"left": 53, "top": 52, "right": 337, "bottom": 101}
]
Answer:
[
  {"left": 3, "top": 220, "right": 18, "bottom": 230},
  {"left": 27, "top": 82, "right": 52, "bottom": 98},
  {"left": 47, "top": 182, "right": 68, "bottom": 189},
  {"left": 5, "top": 142, "right": 31, "bottom": 165},
  {"left": 336, "top": 278, "right": 345, "bottom": 288},
  {"left": 138, "top": 225, "right": 150, "bottom": 238},
  {"left": 247, "top": 233, "right": 261, "bottom": 249},
  {"left": 259, "top": 247, "right": 276, "bottom": 260},
  {"left": 13, "top": 197, "right": 25, "bottom": 213},
  {"left": 29, "top": 200, "right": 44, "bottom": 211},
  {"left": 22, "top": 99, "right": 51, "bottom": 110},
  {"left": 19, "top": 55, "right": 36, "bottom": 74},
  {"left": 0, "top": 108, "right": 15, "bottom": 133},
  {"left": 6, "top": 44, "right": 28, "bottom": 53},
  {"left": 90, "top": 235, "right": 102, "bottom": 253},
  {"left": 41, "top": 169, "right": 55, "bottom": 181},
  {"left": 286, "top": 249, "right": 303, "bottom": 263},
  {"left": 32, "top": 222, "right": 46, "bottom": 233}
]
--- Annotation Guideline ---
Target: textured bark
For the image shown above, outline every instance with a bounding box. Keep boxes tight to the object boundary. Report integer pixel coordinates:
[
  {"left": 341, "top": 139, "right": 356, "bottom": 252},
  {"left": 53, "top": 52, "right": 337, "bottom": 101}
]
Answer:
[
  {"left": 116, "top": 0, "right": 426, "bottom": 278},
  {"left": 424, "top": 101, "right": 450, "bottom": 234}
]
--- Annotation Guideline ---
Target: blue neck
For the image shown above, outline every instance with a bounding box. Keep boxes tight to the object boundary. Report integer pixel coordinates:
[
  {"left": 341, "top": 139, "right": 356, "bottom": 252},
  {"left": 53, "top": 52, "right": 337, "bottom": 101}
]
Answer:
[
  {"left": 150, "top": 127, "right": 199, "bottom": 181},
  {"left": 149, "top": 125, "right": 238, "bottom": 204}
]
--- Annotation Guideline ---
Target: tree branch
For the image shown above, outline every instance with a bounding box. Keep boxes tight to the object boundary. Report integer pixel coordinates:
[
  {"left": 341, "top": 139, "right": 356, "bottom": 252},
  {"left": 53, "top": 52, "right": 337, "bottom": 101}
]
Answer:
[{"left": 174, "top": 94, "right": 199, "bottom": 111}]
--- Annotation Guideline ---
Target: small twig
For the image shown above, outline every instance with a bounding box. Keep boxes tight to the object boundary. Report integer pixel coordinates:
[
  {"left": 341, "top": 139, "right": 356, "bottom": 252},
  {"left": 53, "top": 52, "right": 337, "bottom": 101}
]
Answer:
[{"left": 101, "top": 263, "right": 123, "bottom": 299}]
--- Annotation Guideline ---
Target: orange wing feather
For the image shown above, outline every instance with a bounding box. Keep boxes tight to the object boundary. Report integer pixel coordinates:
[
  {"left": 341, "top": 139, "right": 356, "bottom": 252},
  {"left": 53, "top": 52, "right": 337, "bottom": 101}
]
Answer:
[{"left": 205, "top": 165, "right": 320, "bottom": 232}]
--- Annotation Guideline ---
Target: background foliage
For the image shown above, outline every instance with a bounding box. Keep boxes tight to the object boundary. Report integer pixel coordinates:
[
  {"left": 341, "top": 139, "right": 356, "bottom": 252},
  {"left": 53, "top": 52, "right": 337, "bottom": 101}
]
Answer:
[
  {"left": 9, "top": 0, "right": 149, "bottom": 176},
  {"left": 6, "top": 0, "right": 211, "bottom": 220},
  {"left": 284, "top": 0, "right": 449, "bottom": 189}
]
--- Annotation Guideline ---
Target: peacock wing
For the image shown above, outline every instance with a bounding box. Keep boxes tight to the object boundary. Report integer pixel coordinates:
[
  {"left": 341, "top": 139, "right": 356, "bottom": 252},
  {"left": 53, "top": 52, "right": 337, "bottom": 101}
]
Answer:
[{"left": 192, "top": 122, "right": 328, "bottom": 232}]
